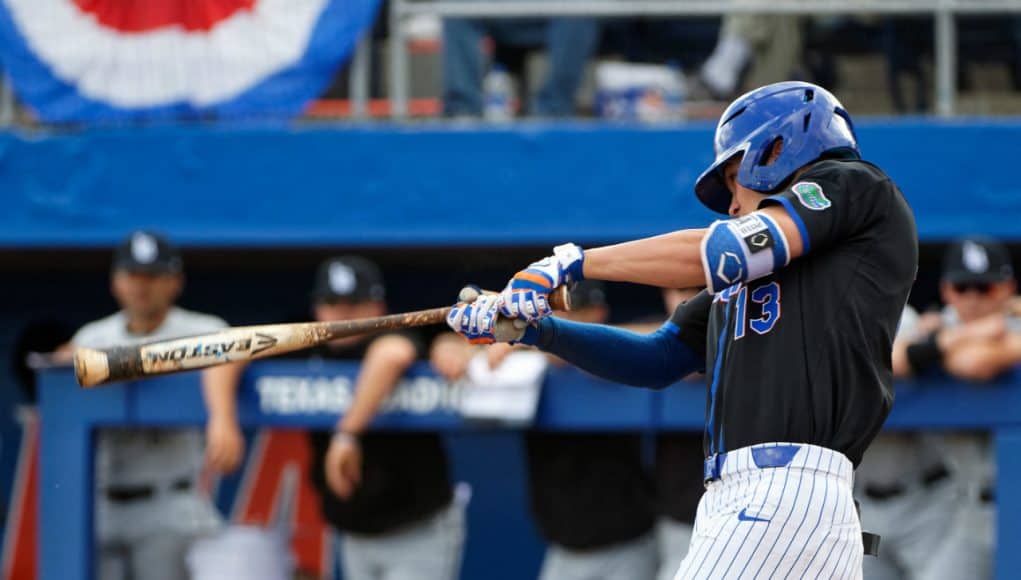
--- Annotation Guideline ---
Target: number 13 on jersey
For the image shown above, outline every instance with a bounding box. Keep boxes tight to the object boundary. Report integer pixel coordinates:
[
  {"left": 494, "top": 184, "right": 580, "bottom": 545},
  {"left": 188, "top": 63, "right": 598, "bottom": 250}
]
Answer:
[{"left": 727, "top": 282, "right": 782, "bottom": 339}]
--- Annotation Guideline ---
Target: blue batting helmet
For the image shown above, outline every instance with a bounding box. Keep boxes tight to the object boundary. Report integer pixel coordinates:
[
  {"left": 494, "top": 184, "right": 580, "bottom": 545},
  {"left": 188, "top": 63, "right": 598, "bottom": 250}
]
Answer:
[{"left": 695, "top": 81, "right": 860, "bottom": 215}]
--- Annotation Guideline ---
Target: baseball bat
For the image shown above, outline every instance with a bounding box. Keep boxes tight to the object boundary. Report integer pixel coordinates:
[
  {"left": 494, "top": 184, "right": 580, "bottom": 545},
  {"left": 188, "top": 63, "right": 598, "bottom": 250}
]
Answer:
[{"left": 73, "top": 285, "right": 570, "bottom": 388}]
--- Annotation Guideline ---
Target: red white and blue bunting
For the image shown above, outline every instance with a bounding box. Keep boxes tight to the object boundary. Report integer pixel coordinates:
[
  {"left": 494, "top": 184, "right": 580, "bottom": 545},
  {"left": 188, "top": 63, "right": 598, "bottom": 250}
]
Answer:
[{"left": 0, "top": 0, "right": 380, "bottom": 122}]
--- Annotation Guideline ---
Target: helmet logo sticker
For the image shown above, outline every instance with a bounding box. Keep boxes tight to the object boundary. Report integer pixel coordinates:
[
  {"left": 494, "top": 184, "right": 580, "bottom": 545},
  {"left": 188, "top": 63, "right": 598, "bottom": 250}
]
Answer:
[{"left": 791, "top": 181, "right": 831, "bottom": 211}]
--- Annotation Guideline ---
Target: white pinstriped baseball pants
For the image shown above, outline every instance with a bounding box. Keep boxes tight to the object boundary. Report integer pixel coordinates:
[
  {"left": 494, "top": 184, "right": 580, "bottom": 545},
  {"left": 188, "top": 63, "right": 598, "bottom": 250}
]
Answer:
[{"left": 673, "top": 443, "right": 863, "bottom": 580}]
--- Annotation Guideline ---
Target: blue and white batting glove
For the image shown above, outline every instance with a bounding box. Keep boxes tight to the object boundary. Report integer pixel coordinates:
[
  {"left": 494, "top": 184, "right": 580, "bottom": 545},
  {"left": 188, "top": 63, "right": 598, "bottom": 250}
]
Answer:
[
  {"left": 500, "top": 243, "right": 584, "bottom": 323},
  {"left": 447, "top": 291, "right": 502, "bottom": 345}
]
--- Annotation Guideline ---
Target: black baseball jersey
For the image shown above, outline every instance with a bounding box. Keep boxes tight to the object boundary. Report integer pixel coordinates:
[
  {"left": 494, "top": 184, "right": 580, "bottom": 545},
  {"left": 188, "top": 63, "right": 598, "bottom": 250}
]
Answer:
[
  {"left": 299, "top": 337, "right": 454, "bottom": 535},
  {"left": 525, "top": 432, "right": 655, "bottom": 549},
  {"left": 671, "top": 159, "right": 917, "bottom": 467}
]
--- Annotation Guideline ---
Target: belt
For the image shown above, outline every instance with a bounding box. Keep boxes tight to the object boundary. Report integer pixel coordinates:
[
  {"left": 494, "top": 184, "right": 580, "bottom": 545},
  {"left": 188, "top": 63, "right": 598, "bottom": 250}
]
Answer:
[
  {"left": 105, "top": 477, "right": 192, "bottom": 503},
  {"left": 862, "top": 464, "right": 950, "bottom": 501},
  {"left": 703, "top": 444, "right": 801, "bottom": 484}
]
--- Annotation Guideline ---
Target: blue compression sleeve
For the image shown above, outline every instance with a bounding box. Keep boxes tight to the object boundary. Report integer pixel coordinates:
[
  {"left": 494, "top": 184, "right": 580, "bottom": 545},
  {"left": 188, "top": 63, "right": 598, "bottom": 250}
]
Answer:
[{"left": 526, "top": 317, "right": 703, "bottom": 389}]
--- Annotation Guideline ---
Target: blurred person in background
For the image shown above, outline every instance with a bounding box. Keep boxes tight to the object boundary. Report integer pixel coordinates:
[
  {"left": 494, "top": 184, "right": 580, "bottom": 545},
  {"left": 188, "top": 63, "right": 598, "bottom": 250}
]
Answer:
[
  {"left": 698, "top": 10, "right": 803, "bottom": 99},
  {"left": 433, "top": 282, "right": 658, "bottom": 579},
  {"left": 524, "top": 281, "right": 658, "bottom": 580},
  {"left": 442, "top": 3, "right": 600, "bottom": 118},
  {"left": 878, "top": 236, "right": 1020, "bottom": 579},
  {"left": 649, "top": 289, "right": 706, "bottom": 580},
  {"left": 613, "top": 288, "right": 705, "bottom": 580},
  {"left": 854, "top": 303, "right": 960, "bottom": 580},
  {"left": 69, "top": 230, "right": 244, "bottom": 580},
  {"left": 302, "top": 256, "right": 464, "bottom": 580}
]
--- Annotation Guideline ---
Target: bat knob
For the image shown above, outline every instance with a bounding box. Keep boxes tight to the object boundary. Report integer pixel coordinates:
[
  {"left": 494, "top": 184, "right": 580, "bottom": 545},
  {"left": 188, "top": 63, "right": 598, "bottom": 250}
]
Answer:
[
  {"left": 458, "top": 285, "right": 484, "bottom": 303},
  {"left": 74, "top": 347, "right": 111, "bottom": 388}
]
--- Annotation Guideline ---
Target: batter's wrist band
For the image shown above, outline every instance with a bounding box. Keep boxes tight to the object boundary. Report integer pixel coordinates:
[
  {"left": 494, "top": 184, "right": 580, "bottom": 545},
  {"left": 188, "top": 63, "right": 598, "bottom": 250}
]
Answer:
[
  {"left": 553, "top": 243, "right": 585, "bottom": 282},
  {"left": 905, "top": 332, "right": 944, "bottom": 374}
]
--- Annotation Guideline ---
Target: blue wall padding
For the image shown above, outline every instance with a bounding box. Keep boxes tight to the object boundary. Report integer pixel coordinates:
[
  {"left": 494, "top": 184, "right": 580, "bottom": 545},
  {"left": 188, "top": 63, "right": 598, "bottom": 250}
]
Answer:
[{"left": 1, "top": 120, "right": 1020, "bottom": 247}]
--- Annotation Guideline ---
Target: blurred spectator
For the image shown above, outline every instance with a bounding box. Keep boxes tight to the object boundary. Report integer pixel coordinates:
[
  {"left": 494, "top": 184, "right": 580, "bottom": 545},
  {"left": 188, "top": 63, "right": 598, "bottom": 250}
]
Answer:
[
  {"left": 436, "top": 282, "right": 657, "bottom": 578},
  {"left": 524, "top": 281, "right": 658, "bottom": 580},
  {"left": 855, "top": 304, "right": 961, "bottom": 580},
  {"left": 894, "top": 237, "right": 1020, "bottom": 382},
  {"left": 69, "top": 231, "right": 245, "bottom": 580},
  {"left": 650, "top": 289, "right": 705, "bottom": 580},
  {"left": 879, "top": 236, "right": 1020, "bottom": 579},
  {"left": 433, "top": 325, "right": 547, "bottom": 425},
  {"left": 302, "top": 256, "right": 464, "bottom": 580},
  {"left": 442, "top": 3, "right": 599, "bottom": 118},
  {"left": 698, "top": 12, "right": 802, "bottom": 99},
  {"left": 617, "top": 288, "right": 704, "bottom": 580}
]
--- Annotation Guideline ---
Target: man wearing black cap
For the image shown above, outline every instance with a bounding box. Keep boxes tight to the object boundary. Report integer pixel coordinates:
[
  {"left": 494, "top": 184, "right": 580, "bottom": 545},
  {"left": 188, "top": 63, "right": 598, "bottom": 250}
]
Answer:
[
  {"left": 70, "top": 230, "right": 245, "bottom": 580},
  {"left": 894, "top": 236, "right": 1020, "bottom": 382},
  {"left": 303, "top": 256, "right": 464, "bottom": 580},
  {"left": 864, "top": 236, "right": 1020, "bottom": 580},
  {"left": 433, "top": 282, "right": 657, "bottom": 578},
  {"left": 523, "top": 281, "right": 658, "bottom": 580}
]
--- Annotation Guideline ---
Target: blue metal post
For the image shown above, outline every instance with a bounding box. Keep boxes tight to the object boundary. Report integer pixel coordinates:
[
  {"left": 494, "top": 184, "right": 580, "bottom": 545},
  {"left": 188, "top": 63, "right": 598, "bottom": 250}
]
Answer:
[
  {"left": 39, "top": 369, "right": 129, "bottom": 580},
  {"left": 996, "top": 426, "right": 1021, "bottom": 579}
]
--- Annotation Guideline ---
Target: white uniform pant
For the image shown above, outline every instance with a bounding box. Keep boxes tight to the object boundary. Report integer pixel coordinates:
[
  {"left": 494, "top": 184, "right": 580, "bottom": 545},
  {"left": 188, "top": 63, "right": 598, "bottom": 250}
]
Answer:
[
  {"left": 657, "top": 518, "right": 694, "bottom": 580},
  {"left": 674, "top": 443, "right": 863, "bottom": 580},
  {"left": 860, "top": 480, "right": 993, "bottom": 580},
  {"left": 538, "top": 532, "right": 658, "bottom": 580},
  {"left": 339, "top": 499, "right": 466, "bottom": 580},
  {"left": 97, "top": 488, "right": 222, "bottom": 580}
]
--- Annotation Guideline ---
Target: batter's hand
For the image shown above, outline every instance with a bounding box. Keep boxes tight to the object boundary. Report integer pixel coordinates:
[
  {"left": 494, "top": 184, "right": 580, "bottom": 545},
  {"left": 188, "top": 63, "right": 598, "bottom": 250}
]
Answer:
[
  {"left": 205, "top": 416, "right": 245, "bottom": 474},
  {"left": 447, "top": 290, "right": 502, "bottom": 344},
  {"left": 325, "top": 433, "right": 361, "bottom": 499},
  {"left": 500, "top": 243, "right": 584, "bottom": 323}
]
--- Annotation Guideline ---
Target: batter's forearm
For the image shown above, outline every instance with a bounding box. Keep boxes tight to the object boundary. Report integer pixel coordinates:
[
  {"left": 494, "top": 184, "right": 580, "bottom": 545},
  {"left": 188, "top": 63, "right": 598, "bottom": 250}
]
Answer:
[
  {"left": 533, "top": 317, "right": 702, "bottom": 389},
  {"left": 583, "top": 229, "right": 707, "bottom": 288}
]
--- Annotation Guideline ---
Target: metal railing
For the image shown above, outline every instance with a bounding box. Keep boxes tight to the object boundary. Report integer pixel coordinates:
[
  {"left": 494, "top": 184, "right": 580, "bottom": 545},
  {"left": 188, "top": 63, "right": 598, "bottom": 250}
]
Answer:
[
  {"left": 386, "top": 0, "right": 1021, "bottom": 119},
  {"left": 2, "top": 1, "right": 1017, "bottom": 125}
]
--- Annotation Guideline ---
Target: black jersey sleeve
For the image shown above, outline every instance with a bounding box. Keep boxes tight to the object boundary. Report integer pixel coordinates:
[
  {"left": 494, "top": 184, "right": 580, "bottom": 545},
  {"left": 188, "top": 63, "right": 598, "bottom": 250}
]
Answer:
[
  {"left": 758, "top": 160, "right": 891, "bottom": 255},
  {"left": 668, "top": 289, "right": 712, "bottom": 359}
]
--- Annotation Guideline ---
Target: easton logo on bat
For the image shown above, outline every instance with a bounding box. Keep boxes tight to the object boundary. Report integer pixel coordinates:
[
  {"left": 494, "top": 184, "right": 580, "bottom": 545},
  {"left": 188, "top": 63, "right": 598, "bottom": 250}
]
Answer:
[{"left": 145, "top": 333, "right": 279, "bottom": 363}]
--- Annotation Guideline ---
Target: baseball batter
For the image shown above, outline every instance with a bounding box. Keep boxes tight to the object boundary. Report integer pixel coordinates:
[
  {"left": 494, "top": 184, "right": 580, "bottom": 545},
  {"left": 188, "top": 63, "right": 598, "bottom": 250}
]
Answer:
[{"left": 447, "top": 81, "right": 918, "bottom": 579}]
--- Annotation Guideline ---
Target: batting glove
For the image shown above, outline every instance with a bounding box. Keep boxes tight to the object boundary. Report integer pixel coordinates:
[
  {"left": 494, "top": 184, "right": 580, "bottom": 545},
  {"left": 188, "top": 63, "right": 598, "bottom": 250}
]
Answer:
[
  {"left": 500, "top": 243, "right": 584, "bottom": 323},
  {"left": 447, "top": 291, "right": 502, "bottom": 345}
]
